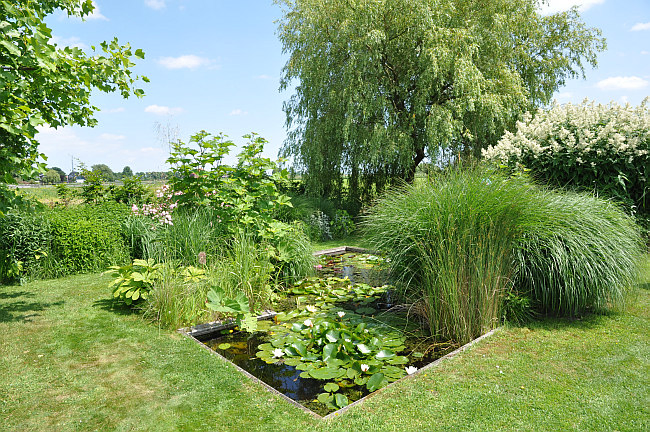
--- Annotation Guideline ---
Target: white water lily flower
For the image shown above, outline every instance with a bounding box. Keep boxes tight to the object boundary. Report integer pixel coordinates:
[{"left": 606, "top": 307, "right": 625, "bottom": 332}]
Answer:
[
  {"left": 272, "top": 348, "right": 284, "bottom": 358},
  {"left": 360, "top": 364, "right": 370, "bottom": 372},
  {"left": 405, "top": 366, "right": 418, "bottom": 375},
  {"left": 304, "top": 319, "right": 314, "bottom": 327},
  {"left": 306, "top": 305, "right": 317, "bottom": 313},
  {"left": 337, "top": 311, "right": 346, "bottom": 318}
]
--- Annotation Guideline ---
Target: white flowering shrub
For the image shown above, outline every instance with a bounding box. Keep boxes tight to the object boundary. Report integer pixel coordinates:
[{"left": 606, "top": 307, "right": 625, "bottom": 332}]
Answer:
[{"left": 483, "top": 99, "right": 649, "bottom": 218}]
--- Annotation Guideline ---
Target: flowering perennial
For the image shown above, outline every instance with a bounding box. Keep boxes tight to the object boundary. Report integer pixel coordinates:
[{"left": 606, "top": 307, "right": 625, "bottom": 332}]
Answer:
[{"left": 132, "top": 184, "right": 178, "bottom": 226}]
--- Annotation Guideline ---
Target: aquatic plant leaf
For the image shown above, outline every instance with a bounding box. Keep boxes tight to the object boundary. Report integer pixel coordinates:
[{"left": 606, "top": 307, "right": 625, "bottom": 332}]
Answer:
[
  {"left": 302, "top": 352, "right": 320, "bottom": 362},
  {"left": 309, "top": 366, "right": 345, "bottom": 380},
  {"left": 334, "top": 393, "right": 349, "bottom": 408},
  {"left": 387, "top": 356, "right": 409, "bottom": 365},
  {"left": 325, "top": 330, "right": 340, "bottom": 343},
  {"left": 284, "top": 358, "right": 302, "bottom": 366},
  {"left": 291, "top": 342, "right": 308, "bottom": 357},
  {"left": 366, "top": 372, "right": 387, "bottom": 392},
  {"left": 322, "top": 343, "right": 338, "bottom": 361},
  {"left": 323, "top": 382, "right": 340, "bottom": 392},
  {"left": 218, "top": 343, "right": 231, "bottom": 350},
  {"left": 356, "top": 344, "right": 372, "bottom": 354},
  {"left": 356, "top": 307, "right": 376, "bottom": 315},
  {"left": 383, "top": 338, "right": 405, "bottom": 347},
  {"left": 381, "top": 365, "right": 407, "bottom": 379},
  {"left": 374, "top": 348, "right": 396, "bottom": 361},
  {"left": 317, "top": 392, "right": 333, "bottom": 404}
]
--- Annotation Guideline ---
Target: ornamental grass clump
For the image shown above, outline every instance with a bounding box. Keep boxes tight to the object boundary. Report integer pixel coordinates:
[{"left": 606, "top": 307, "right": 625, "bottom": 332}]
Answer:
[
  {"left": 364, "top": 167, "right": 643, "bottom": 344},
  {"left": 514, "top": 190, "right": 643, "bottom": 316},
  {"left": 364, "top": 168, "right": 533, "bottom": 344}
]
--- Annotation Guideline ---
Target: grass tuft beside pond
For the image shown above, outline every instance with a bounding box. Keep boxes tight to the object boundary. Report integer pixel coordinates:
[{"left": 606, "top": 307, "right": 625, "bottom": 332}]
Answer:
[{"left": 0, "top": 255, "right": 648, "bottom": 431}]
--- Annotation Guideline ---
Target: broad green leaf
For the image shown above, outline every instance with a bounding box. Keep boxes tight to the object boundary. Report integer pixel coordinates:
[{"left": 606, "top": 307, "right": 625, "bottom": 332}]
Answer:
[
  {"left": 323, "top": 382, "right": 340, "bottom": 393},
  {"left": 366, "top": 372, "right": 387, "bottom": 392},
  {"left": 308, "top": 367, "right": 345, "bottom": 380}
]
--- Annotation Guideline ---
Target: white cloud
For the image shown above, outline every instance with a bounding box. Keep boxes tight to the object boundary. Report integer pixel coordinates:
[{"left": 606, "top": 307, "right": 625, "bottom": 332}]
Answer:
[
  {"left": 144, "top": 105, "right": 184, "bottom": 116},
  {"left": 257, "top": 74, "right": 275, "bottom": 80},
  {"left": 596, "top": 76, "right": 649, "bottom": 90},
  {"left": 51, "top": 36, "right": 87, "bottom": 50},
  {"left": 620, "top": 96, "right": 629, "bottom": 104},
  {"left": 157, "top": 55, "right": 215, "bottom": 70},
  {"left": 99, "top": 133, "right": 126, "bottom": 141},
  {"left": 104, "top": 107, "right": 125, "bottom": 113},
  {"left": 641, "top": 51, "right": 650, "bottom": 56},
  {"left": 539, "top": 0, "right": 605, "bottom": 15},
  {"left": 86, "top": 1, "right": 109, "bottom": 21},
  {"left": 145, "top": 0, "right": 166, "bottom": 10},
  {"left": 631, "top": 22, "right": 650, "bottom": 31},
  {"left": 229, "top": 109, "right": 248, "bottom": 116}
]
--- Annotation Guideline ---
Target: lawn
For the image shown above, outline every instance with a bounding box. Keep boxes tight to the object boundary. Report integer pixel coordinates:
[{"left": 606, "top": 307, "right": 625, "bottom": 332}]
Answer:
[{"left": 1, "top": 256, "right": 648, "bottom": 431}]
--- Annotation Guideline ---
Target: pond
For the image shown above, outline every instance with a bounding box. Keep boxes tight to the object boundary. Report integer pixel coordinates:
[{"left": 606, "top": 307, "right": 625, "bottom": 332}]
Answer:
[{"left": 195, "top": 250, "right": 457, "bottom": 416}]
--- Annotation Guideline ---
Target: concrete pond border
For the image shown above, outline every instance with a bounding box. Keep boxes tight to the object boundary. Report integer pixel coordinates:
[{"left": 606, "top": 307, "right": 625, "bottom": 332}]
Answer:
[{"left": 179, "top": 246, "right": 499, "bottom": 420}]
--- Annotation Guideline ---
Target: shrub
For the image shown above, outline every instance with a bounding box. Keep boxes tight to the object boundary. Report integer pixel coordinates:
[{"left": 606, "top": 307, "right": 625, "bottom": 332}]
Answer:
[
  {"left": 483, "top": 99, "right": 649, "bottom": 218},
  {"left": 0, "top": 211, "right": 50, "bottom": 282},
  {"left": 331, "top": 209, "right": 355, "bottom": 239},
  {"left": 364, "top": 167, "right": 643, "bottom": 344},
  {"left": 110, "top": 176, "right": 150, "bottom": 204},
  {"left": 166, "top": 131, "right": 293, "bottom": 238},
  {"left": 44, "top": 203, "right": 130, "bottom": 277}
]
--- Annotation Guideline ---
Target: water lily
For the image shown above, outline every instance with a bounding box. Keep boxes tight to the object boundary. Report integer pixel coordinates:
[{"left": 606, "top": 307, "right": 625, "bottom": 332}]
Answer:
[
  {"left": 305, "top": 305, "right": 317, "bottom": 313},
  {"left": 272, "top": 348, "right": 284, "bottom": 358},
  {"left": 304, "top": 319, "right": 314, "bottom": 327},
  {"left": 337, "top": 311, "right": 346, "bottom": 318},
  {"left": 360, "top": 364, "right": 370, "bottom": 372},
  {"left": 405, "top": 366, "right": 418, "bottom": 375}
]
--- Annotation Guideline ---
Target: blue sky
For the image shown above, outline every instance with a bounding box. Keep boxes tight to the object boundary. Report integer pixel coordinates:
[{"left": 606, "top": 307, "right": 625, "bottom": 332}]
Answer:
[{"left": 38, "top": 0, "right": 650, "bottom": 174}]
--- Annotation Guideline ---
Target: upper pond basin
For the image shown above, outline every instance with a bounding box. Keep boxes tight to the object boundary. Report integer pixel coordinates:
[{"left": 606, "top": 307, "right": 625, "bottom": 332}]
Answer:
[{"left": 198, "top": 252, "right": 457, "bottom": 416}]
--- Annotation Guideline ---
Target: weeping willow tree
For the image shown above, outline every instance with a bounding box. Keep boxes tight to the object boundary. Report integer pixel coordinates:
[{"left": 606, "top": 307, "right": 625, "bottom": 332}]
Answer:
[{"left": 276, "top": 0, "right": 605, "bottom": 203}]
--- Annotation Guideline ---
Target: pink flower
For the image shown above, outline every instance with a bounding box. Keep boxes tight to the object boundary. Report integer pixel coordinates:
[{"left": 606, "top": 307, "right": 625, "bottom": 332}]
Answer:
[{"left": 198, "top": 251, "right": 207, "bottom": 265}]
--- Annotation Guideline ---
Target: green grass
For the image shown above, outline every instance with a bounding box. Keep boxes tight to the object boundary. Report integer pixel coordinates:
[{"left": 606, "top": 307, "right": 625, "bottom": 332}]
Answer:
[
  {"left": 1, "top": 256, "right": 648, "bottom": 431},
  {"left": 310, "top": 234, "right": 370, "bottom": 252}
]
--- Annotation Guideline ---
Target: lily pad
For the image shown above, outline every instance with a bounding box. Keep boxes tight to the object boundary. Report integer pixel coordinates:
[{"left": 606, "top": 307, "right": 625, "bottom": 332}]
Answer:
[
  {"left": 217, "top": 343, "right": 231, "bottom": 350},
  {"left": 334, "top": 393, "right": 349, "bottom": 408},
  {"left": 375, "top": 349, "right": 396, "bottom": 360},
  {"left": 366, "top": 372, "right": 388, "bottom": 392},
  {"left": 309, "top": 366, "right": 345, "bottom": 380},
  {"left": 323, "top": 382, "right": 340, "bottom": 392}
]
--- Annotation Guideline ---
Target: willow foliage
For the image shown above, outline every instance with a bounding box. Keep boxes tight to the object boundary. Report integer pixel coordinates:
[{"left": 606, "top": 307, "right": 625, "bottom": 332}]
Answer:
[{"left": 276, "top": 0, "right": 605, "bottom": 203}]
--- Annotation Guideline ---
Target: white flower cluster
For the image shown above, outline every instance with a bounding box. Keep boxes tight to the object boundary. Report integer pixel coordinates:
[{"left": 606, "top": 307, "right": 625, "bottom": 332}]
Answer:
[{"left": 483, "top": 98, "right": 650, "bottom": 166}]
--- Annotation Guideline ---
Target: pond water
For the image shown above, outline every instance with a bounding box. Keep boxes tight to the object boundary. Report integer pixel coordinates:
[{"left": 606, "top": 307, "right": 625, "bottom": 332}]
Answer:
[{"left": 198, "top": 252, "right": 455, "bottom": 416}]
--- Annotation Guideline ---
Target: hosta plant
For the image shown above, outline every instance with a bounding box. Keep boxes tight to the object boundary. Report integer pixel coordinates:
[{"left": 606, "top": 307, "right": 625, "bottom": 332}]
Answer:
[{"left": 105, "top": 258, "right": 162, "bottom": 305}]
